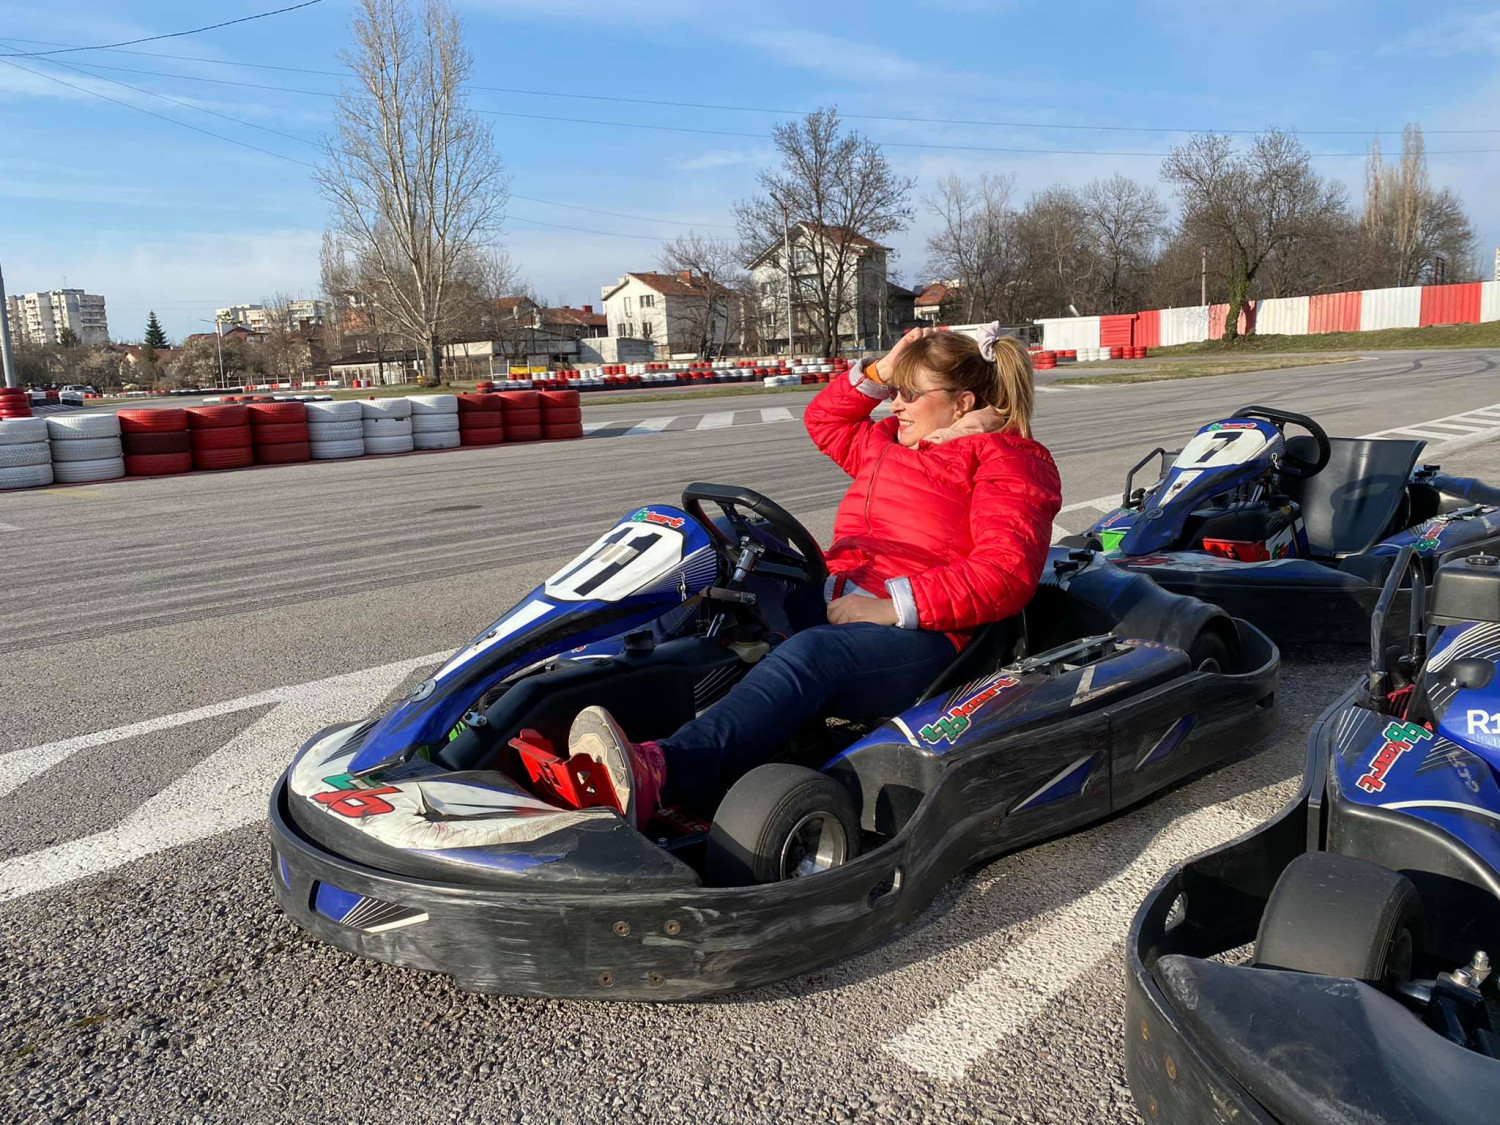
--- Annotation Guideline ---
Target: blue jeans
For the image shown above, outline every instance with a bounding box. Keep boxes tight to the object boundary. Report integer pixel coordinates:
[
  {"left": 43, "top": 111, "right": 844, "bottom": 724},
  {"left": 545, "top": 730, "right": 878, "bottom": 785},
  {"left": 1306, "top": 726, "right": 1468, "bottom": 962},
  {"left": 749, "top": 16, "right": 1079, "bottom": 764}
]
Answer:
[{"left": 659, "top": 621, "right": 957, "bottom": 808}]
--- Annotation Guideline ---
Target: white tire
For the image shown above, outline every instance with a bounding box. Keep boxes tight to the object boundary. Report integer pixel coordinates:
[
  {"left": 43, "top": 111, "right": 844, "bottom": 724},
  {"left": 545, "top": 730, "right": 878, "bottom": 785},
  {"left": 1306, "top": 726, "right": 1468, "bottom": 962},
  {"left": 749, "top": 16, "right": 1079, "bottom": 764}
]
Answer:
[
  {"left": 410, "top": 413, "right": 460, "bottom": 434},
  {"left": 51, "top": 436, "right": 123, "bottom": 462},
  {"left": 362, "top": 417, "right": 413, "bottom": 438},
  {"left": 408, "top": 394, "right": 458, "bottom": 415},
  {"left": 361, "top": 398, "right": 412, "bottom": 419},
  {"left": 305, "top": 400, "right": 362, "bottom": 421},
  {"left": 307, "top": 419, "right": 363, "bottom": 441},
  {"left": 0, "top": 441, "right": 49, "bottom": 468},
  {"left": 52, "top": 456, "right": 125, "bottom": 483},
  {"left": 0, "top": 418, "right": 48, "bottom": 445},
  {"left": 0, "top": 462, "right": 53, "bottom": 489},
  {"left": 364, "top": 434, "right": 415, "bottom": 455},
  {"left": 47, "top": 414, "right": 120, "bottom": 439},
  {"left": 309, "top": 439, "right": 365, "bottom": 460},
  {"left": 413, "top": 431, "right": 461, "bottom": 450}
]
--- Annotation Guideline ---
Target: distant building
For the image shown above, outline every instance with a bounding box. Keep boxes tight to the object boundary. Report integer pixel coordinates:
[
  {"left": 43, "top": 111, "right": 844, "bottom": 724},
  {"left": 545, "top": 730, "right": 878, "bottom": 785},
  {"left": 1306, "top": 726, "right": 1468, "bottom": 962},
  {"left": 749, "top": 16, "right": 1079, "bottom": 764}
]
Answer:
[
  {"left": 748, "top": 223, "right": 890, "bottom": 352},
  {"left": 600, "top": 272, "right": 739, "bottom": 357},
  {"left": 5, "top": 289, "right": 109, "bottom": 346},
  {"left": 914, "top": 282, "right": 963, "bottom": 325},
  {"left": 215, "top": 300, "right": 328, "bottom": 332},
  {"left": 541, "top": 305, "right": 608, "bottom": 338},
  {"left": 885, "top": 282, "right": 919, "bottom": 339}
]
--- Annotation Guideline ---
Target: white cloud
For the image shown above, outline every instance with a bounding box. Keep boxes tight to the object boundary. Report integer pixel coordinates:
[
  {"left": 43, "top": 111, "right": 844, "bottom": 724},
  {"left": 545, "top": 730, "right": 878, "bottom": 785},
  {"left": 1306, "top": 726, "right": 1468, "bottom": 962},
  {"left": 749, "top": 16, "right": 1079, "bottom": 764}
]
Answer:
[
  {"left": 671, "top": 148, "right": 770, "bottom": 172},
  {"left": 1381, "top": 12, "right": 1500, "bottom": 58}
]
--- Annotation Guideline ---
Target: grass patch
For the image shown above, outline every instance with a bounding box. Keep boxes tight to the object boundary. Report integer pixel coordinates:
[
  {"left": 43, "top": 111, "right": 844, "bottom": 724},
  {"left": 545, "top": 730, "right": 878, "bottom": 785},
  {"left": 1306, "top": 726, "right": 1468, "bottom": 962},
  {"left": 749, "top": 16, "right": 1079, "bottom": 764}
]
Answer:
[
  {"left": 1056, "top": 355, "right": 1358, "bottom": 386},
  {"left": 1153, "top": 319, "right": 1500, "bottom": 356}
]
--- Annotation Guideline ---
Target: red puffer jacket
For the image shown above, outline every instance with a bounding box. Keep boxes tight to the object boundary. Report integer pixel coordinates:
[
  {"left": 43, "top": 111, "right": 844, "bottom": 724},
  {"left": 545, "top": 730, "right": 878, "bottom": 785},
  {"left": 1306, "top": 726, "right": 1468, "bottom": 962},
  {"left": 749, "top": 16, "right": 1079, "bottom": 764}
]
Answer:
[{"left": 804, "top": 366, "right": 1061, "bottom": 644}]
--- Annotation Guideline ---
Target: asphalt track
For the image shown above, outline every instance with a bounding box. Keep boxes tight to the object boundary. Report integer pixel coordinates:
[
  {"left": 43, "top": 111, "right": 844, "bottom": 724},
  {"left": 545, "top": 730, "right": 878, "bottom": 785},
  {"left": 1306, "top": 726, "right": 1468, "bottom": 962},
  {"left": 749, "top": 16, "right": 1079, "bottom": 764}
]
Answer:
[{"left": 4, "top": 349, "right": 1500, "bottom": 1124}]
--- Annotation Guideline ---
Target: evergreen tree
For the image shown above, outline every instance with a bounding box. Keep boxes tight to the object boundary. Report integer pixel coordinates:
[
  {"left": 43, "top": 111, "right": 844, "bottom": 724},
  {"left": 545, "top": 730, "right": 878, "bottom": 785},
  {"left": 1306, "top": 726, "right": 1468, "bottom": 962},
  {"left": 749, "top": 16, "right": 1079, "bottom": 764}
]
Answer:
[{"left": 143, "top": 311, "right": 169, "bottom": 349}]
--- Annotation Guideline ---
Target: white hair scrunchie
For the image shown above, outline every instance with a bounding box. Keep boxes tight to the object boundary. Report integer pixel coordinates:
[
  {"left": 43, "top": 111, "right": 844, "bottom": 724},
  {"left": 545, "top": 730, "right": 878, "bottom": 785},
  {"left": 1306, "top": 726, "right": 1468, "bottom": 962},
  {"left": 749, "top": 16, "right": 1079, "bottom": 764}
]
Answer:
[{"left": 976, "top": 321, "right": 1005, "bottom": 362}]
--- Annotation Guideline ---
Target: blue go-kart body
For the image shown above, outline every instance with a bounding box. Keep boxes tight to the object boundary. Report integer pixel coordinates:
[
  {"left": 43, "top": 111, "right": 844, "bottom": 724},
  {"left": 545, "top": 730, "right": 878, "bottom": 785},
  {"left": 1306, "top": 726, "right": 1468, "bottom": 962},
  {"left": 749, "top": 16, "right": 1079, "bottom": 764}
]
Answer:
[
  {"left": 1071, "top": 404, "right": 1500, "bottom": 644},
  {"left": 1125, "top": 546, "right": 1500, "bottom": 1124},
  {"left": 269, "top": 483, "right": 1279, "bottom": 1000}
]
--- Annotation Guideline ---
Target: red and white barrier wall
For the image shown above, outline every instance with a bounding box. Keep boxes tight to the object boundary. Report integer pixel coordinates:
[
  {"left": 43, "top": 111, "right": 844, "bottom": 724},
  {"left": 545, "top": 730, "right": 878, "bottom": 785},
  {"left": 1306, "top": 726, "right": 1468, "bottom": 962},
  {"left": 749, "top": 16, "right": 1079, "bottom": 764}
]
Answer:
[{"left": 1036, "top": 278, "right": 1500, "bottom": 350}]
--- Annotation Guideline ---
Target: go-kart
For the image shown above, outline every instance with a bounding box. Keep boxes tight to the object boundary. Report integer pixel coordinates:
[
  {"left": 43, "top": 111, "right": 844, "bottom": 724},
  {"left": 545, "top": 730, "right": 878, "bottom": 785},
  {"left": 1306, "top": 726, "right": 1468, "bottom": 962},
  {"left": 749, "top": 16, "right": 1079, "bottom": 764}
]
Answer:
[
  {"left": 269, "top": 483, "right": 1280, "bottom": 1000},
  {"left": 1068, "top": 405, "right": 1500, "bottom": 644},
  {"left": 1125, "top": 545, "right": 1500, "bottom": 1124}
]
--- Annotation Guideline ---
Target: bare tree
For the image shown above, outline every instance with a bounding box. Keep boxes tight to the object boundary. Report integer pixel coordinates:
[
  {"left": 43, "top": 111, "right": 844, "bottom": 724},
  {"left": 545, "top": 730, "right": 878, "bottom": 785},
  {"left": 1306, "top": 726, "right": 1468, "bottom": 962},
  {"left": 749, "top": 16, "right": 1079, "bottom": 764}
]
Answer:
[
  {"left": 923, "top": 173, "right": 1016, "bottom": 323},
  {"left": 735, "top": 109, "right": 914, "bottom": 355},
  {"left": 1080, "top": 175, "right": 1166, "bottom": 313},
  {"left": 318, "top": 0, "right": 508, "bottom": 386},
  {"left": 658, "top": 233, "right": 745, "bottom": 357},
  {"left": 1163, "top": 130, "right": 1347, "bottom": 340},
  {"left": 1362, "top": 125, "right": 1478, "bottom": 286},
  {"left": 1007, "top": 187, "right": 1101, "bottom": 318},
  {"left": 318, "top": 232, "right": 352, "bottom": 360}
]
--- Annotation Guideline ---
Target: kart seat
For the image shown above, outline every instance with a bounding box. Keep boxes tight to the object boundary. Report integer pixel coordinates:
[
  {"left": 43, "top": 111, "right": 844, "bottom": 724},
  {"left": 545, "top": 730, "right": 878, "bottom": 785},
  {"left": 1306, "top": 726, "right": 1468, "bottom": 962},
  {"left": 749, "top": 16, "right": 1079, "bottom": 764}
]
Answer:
[
  {"left": 1281, "top": 436, "right": 1426, "bottom": 557},
  {"left": 916, "top": 614, "right": 1028, "bottom": 703}
]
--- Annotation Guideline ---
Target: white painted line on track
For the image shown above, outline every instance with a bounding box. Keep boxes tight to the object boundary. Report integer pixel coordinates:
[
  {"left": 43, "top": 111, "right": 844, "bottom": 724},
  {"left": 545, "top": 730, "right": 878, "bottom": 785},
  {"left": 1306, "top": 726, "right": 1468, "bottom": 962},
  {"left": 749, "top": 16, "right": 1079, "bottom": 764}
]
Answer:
[
  {"left": 0, "top": 651, "right": 446, "bottom": 903},
  {"left": 623, "top": 416, "right": 676, "bottom": 436},
  {"left": 759, "top": 407, "right": 794, "bottom": 424},
  {"left": 697, "top": 412, "right": 736, "bottom": 430},
  {"left": 581, "top": 421, "right": 608, "bottom": 435},
  {"left": 883, "top": 800, "right": 1261, "bottom": 1081},
  {"left": 0, "top": 522, "right": 19, "bottom": 532}
]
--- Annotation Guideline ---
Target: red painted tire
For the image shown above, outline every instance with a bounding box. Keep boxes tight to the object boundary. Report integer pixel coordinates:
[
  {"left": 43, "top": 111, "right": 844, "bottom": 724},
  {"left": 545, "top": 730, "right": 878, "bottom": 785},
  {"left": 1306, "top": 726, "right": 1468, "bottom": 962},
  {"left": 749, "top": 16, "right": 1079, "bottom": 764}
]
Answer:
[
  {"left": 0, "top": 408, "right": 33, "bottom": 419},
  {"left": 539, "top": 389, "right": 580, "bottom": 408},
  {"left": 543, "top": 422, "right": 584, "bottom": 440},
  {"left": 498, "top": 390, "right": 540, "bottom": 411},
  {"left": 504, "top": 424, "right": 542, "bottom": 443},
  {"left": 457, "top": 393, "right": 504, "bottom": 413},
  {"left": 254, "top": 441, "right": 311, "bottom": 464},
  {"left": 124, "top": 452, "right": 193, "bottom": 476},
  {"left": 460, "top": 428, "right": 505, "bottom": 446},
  {"left": 458, "top": 411, "right": 506, "bottom": 430},
  {"left": 187, "top": 404, "right": 248, "bottom": 429},
  {"left": 247, "top": 402, "right": 306, "bottom": 423},
  {"left": 540, "top": 405, "right": 582, "bottom": 424},
  {"left": 123, "top": 431, "right": 191, "bottom": 455},
  {"left": 501, "top": 407, "right": 541, "bottom": 429},
  {"left": 190, "top": 425, "right": 252, "bottom": 451},
  {"left": 119, "top": 408, "right": 188, "bottom": 433},
  {"left": 192, "top": 446, "right": 254, "bottom": 471},
  {"left": 251, "top": 422, "right": 310, "bottom": 444}
]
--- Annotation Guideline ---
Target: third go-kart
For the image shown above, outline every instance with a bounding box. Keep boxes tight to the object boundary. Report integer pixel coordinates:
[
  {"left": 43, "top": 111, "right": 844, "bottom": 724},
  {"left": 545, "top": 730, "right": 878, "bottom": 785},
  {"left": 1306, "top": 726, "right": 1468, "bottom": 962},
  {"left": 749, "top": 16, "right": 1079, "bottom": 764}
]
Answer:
[
  {"left": 1067, "top": 404, "right": 1500, "bottom": 643},
  {"left": 1125, "top": 545, "right": 1500, "bottom": 1124},
  {"left": 269, "top": 483, "right": 1279, "bottom": 1000}
]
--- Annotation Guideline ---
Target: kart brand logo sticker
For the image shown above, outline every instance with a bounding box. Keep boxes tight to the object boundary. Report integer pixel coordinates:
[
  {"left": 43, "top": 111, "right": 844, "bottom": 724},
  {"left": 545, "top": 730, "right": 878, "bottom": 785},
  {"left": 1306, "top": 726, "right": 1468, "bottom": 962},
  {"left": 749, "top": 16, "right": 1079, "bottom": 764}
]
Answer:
[
  {"left": 1466, "top": 710, "right": 1500, "bottom": 735},
  {"left": 630, "top": 508, "right": 686, "bottom": 529},
  {"left": 313, "top": 772, "right": 400, "bottom": 818},
  {"left": 1207, "top": 422, "right": 1259, "bottom": 431},
  {"left": 1356, "top": 721, "right": 1432, "bottom": 793},
  {"left": 920, "top": 676, "right": 1020, "bottom": 745}
]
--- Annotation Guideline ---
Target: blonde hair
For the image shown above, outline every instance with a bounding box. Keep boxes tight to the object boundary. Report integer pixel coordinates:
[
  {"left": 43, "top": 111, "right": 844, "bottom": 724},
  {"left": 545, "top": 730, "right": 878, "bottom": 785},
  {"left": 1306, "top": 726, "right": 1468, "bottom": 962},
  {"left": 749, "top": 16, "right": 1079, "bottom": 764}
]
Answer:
[{"left": 888, "top": 331, "right": 1035, "bottom": 439}]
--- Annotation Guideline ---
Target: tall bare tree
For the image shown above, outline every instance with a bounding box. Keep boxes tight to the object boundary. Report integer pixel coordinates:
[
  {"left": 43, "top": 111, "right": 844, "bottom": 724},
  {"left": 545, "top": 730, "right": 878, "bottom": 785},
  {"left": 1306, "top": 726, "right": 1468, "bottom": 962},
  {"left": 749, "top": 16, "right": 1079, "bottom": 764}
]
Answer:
[
  {"left": 923, "top": 173, "right": 1016, "bottom": 323},
  {"left": 318, "top": 0, "right": 508, "bottom": 386},
  {"left": 1362, "top": 125, "right": 1478, "bottom": 286},
  {"left": 1163, "top": 130, "right": 1346, "bottom": 340},
  {"left": 1080, "top": 175, "right": 1166, "bottom": 313},
  {"left": 736, "top": 109, "right": 914, "bottom": 355},
  {"left": 658, "top": 232, "right": 745, "bottom": 357}
]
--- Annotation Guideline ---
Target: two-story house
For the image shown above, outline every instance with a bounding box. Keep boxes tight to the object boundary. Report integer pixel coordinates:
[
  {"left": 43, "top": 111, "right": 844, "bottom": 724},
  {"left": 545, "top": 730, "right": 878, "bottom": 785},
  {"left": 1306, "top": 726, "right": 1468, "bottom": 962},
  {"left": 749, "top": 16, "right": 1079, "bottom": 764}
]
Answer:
[
  {"left": 748, "top": 222, "right": 891, "bottom": 353},
  {"left": 600, "top": 272, "right": 737, "bottom": 358}
]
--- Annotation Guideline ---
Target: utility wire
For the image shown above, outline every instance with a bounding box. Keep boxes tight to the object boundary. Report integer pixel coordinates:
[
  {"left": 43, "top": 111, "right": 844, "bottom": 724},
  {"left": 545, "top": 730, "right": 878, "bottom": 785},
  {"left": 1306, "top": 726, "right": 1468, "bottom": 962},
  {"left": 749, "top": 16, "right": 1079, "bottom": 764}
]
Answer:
[
  {"left": 0, "top": 3, "right": 324, "bottom": 59},
  {"left": 2, "top": 34, "right": 1496, "bottom": 137}
]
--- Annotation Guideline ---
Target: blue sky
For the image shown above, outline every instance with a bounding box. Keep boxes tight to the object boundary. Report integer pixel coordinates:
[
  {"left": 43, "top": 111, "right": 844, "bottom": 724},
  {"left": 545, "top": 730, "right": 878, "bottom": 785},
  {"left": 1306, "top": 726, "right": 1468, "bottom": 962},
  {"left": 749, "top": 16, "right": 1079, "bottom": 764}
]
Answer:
[{"left": 0, "top": 0, "right": 1497, "bottom": 342}]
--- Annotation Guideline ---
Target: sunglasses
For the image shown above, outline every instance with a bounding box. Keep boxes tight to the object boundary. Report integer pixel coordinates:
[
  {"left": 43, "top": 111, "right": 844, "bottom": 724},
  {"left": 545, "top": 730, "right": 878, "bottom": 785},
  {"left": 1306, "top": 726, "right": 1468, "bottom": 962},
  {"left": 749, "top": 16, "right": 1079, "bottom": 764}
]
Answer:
[{"left": 894, "top": 385, "right": 953, "bottom": 404}]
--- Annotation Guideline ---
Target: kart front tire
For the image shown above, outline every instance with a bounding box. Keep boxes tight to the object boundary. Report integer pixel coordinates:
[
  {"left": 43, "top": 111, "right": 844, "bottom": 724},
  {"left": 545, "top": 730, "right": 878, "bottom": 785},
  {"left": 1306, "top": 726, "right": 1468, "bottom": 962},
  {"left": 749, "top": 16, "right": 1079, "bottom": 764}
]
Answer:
[
  {"left": 1253, "top": 852, "right": 1424, "bottom": 986},
  {"left": 1187, "top": 627, "right": 1233, "bottom": 674},
  {"left": 707, "top": 765, "right": 860, "bottom": 886}
]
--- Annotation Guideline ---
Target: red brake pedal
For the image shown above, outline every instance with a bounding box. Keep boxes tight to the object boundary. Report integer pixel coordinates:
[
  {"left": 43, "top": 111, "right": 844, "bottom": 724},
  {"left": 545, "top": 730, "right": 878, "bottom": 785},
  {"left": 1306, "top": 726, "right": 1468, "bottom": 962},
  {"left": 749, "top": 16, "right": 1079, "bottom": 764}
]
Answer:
[{"left": 509, "top": 728, "right": 620, "bottom": 811}]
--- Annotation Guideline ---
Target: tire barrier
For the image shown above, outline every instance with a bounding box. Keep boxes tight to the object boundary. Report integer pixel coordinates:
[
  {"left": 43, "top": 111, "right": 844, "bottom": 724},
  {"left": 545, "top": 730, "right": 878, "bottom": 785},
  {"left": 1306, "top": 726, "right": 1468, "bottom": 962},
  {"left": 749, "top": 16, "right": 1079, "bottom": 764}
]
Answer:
[
  {"left": 0, "top": 417, "right": 48, "bottom": 444},
  {"left": 0, "top": 462, "right": 53, "bottom": 489},
  {"left": 364, "top": 433, "right": 416, "bottom": 455},
  {"left": 124, "top": 452, "right": 194, "bottom": 476},
  {"left": 540, "top": 388, "right": 583, "bottom": 441},
  {"left": 458, "top": 393, "right": 504, "bottom": 447},
  {"left": 408, "top": 393, "right": 458, "bottom": 415},
  {"left": 306, "top": 400, "right": 363, "bottom": 422},
  {"left": 190, "top": 427, "right": 252, "bottom": 451},
  {"left": 255, "top": 441, "right": 313, "bottom": 465},
  {"left": 307, "top": 419, "right": 363, "bottom": 441},
  {"left": 46, "top": 414, "right": 125, "bottom": 483},
  {"left": 362, "top": 398, "right": 412, "bottom": 419},
  {"left": 309, "top": 438, "right": 366, "bottom": 461},
  {"left": 411, "top": 413, "right": 460, "bottom": 433},
  {"left": 249, "top": 401, "right": 310, "bottom": 466},
  {"left": 498, "top": 390, "right": 543, "bottom": 442},
  {"left": 118, "top": 408, "right": 187, "bottom": 433},
  {"left": 119, "top": 407, "right": 193, "bottom": 478},
  {"left": 0, "top": 440, "right": 51, "bottom": 468},
  {"left": 187, "top": 404, "right": 253, "bottom": 471},
  {"left": 186, "top": 404, "right": 248, "bottom": 429},
  {"left": 414, "top": 431, "right": 461, "bottom": 451},
  {"left": 362, "top": 416, "right": 413, "bottom": 439},
  {"left": 0, "top": 386, "right": 32, "bottom": 419}
]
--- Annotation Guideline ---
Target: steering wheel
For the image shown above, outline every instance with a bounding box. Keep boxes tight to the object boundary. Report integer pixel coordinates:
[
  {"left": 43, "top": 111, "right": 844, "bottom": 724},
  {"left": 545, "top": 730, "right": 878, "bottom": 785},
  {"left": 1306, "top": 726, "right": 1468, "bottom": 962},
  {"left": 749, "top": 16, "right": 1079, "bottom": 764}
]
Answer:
[
  {"left": 1231, "top": 404, "right": 1331, "bottom": 479},
  {"left": 681, "top": 483, "right": 829, "bottom": 586}
]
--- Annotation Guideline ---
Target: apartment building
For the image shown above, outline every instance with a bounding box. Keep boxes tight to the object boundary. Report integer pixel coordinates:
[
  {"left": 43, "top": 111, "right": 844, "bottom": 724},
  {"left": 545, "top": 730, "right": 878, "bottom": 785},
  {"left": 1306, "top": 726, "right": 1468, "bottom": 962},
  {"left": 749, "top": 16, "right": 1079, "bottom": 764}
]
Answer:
[
  {"left": 4, "top": 289, "right": 110, "bottom": 346},
  {"left": 215, "top": 300, "right": 329, "bottom": 332}
]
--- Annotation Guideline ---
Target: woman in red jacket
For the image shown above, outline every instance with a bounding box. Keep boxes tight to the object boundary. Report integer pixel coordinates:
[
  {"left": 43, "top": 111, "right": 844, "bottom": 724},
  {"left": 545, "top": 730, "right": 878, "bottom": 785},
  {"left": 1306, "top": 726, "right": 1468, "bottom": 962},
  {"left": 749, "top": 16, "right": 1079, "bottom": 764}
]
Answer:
[{"left": 568, "top": 325, "right": 1063, "bottom": 828}]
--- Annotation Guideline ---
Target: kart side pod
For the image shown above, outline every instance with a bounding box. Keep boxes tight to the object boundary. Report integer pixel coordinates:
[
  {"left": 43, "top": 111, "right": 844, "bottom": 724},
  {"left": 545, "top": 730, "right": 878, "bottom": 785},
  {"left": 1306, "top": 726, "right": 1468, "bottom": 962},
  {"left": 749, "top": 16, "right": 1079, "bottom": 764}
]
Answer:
[{"left": 1430, "top": 552, "right": 1500, "bottom": 626}]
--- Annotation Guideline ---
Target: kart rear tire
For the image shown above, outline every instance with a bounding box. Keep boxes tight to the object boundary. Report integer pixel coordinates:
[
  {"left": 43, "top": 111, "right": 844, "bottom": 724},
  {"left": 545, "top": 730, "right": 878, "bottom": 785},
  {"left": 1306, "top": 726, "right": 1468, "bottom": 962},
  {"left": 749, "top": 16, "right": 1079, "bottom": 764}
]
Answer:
[
  {"left": 1253, "top": 852, "right": 1424, "bottom": 986},
  {"left": 706, "top": 764, "right": 860, "bottom": 886},
  {"left": 1187, "top": 628, "right": 1232, "bottom": 674}
]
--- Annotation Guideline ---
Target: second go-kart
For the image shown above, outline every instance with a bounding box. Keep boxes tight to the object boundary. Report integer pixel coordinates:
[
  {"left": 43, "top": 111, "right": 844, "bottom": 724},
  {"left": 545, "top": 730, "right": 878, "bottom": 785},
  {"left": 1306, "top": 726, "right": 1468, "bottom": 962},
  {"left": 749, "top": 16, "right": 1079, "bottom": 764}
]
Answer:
[
  {"left": 1067, "top": 404, "right": 1500, "bottom": 643},
  {"left": 269, "top": 483, "right": 1279, "bottom": 1000},
  {"left": 1125, "top": 545, "right": 1500, "bottom": 1124}
]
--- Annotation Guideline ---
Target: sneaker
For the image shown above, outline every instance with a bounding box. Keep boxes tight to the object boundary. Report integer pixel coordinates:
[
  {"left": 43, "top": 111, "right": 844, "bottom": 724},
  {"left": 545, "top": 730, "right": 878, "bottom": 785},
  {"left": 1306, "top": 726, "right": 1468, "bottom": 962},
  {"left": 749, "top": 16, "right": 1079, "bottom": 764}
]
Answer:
[{"left": 566, "top": 706, "right": 665, "bottom": 830}]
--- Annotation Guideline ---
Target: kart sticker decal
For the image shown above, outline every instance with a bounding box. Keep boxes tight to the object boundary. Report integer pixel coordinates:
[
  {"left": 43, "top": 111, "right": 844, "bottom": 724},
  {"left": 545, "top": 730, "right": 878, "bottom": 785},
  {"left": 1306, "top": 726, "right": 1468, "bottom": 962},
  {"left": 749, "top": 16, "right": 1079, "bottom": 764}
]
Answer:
[
  {"left": 435, "top": 599, "right": 557, "bottom": 679},
  {"left": 1012, "top": 753, "right": 1097, "bottom": 813},
  {"left": 1175, "top": 424, "right": 1273, "bottom": 470},
  {"left": 313, "top": 786, "right": 401, "bottom": 818},
  {"left": 1355, "top": 720, "right": 1432, "bottom": 794},
  {"left": 312, "top": 882, "right": 429, "bottom": 932},
  {"left": 1133, "top": 714, "right": 1196, "bottom": 771},
  {"left": 1155, "top": 470, "right": 1202, "bottom": 507},
  {"left": 919, "top": 676, "right": 1020, "bottom": 745},
  {"left": 629, "top": 508, "right": 686, "bottom": 529},
  {"left": 544, "top": 521, "right": 686, "bottom": 603},
  {"left": 1099, "top": 528, "right": 1127, "bottom": 553}
]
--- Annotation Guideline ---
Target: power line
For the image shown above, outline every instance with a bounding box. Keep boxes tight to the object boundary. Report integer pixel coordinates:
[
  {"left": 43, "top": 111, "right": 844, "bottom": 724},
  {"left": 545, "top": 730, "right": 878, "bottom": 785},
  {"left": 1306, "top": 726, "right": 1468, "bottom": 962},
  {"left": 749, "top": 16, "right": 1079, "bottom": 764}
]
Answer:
[
  {"left": 0, "top": 2, "right": 325, "bottom": 58},
  {"left": 509, "top": 195, "right": 734, "bottom": 230}
]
